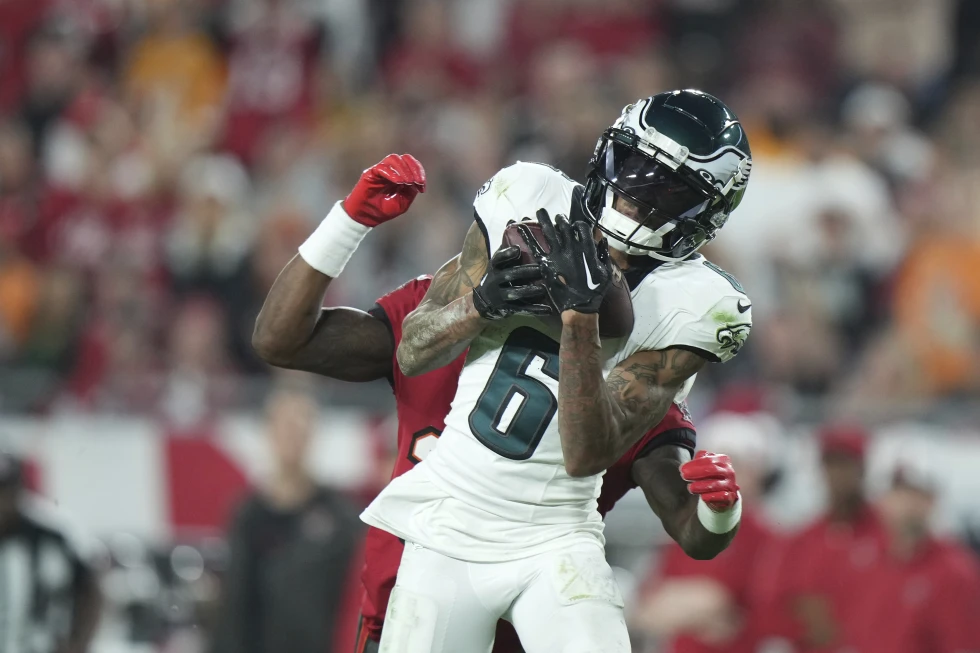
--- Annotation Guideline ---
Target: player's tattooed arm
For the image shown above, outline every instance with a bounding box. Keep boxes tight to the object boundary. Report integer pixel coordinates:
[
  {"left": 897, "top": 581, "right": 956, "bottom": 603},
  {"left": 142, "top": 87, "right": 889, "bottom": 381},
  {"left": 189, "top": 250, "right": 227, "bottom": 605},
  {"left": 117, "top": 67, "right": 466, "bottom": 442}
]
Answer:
[
  {"left": 397, "top": 221, "right": 490, "bottom": 376},
  {"left": 558, "top": 312, "right": 706, "bottom": 477},
  {"left": 632, "top": 445, "right": 737, "bottom": 560},
  {"left": 252, "top": 255, "right": 392, "bottom": 381}
]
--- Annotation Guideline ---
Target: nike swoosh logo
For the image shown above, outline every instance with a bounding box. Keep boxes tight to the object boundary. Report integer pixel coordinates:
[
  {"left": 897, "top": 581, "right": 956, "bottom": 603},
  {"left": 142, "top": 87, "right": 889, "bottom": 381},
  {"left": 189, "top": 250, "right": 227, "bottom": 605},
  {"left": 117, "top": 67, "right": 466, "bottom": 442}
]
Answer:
[
  {"left": 737, "top": 299, "right": 752, "bottom": 313},
  {"left": 582, "top": 253, "right": 599, "bottom": 290}
]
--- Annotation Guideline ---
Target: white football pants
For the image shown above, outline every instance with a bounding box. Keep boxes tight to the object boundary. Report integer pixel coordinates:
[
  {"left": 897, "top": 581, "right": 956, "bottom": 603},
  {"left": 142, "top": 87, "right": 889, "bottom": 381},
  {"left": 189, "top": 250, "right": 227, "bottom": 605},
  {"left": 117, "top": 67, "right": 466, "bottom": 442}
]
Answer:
[{"left": 378, "top": 541, "right": 631, "bottom": 653}]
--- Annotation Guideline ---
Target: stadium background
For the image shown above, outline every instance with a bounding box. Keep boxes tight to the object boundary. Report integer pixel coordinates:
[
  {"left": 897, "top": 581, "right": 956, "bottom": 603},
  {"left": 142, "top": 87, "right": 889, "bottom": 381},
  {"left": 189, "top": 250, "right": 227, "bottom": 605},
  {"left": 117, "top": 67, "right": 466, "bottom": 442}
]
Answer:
[{"left": 1, "top": 0, "right": 980, "bottom": 651}]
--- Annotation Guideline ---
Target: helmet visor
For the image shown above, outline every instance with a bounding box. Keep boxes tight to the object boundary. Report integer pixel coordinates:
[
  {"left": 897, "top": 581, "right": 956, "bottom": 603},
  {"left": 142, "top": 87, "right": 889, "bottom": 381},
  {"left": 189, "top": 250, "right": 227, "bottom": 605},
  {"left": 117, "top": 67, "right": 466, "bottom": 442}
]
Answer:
[{"left": 602, "top": 140, "right": 710, "bottom": 221}]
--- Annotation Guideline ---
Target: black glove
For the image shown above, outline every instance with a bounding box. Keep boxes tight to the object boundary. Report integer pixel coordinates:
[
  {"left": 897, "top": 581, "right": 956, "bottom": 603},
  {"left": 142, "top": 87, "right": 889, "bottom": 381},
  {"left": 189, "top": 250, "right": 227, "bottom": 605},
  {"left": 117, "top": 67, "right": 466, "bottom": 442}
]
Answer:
[
  {"left": 518, "top": 208, "right": 612, "bottom": 314},
  {"left": 472, "top": 246, "right": 554, "bottom": 320}
]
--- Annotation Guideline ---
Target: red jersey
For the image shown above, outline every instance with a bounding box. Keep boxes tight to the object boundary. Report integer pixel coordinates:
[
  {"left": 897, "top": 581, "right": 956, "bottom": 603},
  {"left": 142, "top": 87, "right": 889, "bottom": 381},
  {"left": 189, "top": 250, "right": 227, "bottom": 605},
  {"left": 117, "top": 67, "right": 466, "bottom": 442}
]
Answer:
[
  {"left": 356, "top": 276, "right": 697, "bottom": 647},
  {"left": 645, "top": 510, "right": 776, "bottom": 653},
  {"left": 846, "top": 538, "right": 980, "bottom": 653},
  {"left": 219, "top": 11, "right": 322, "bottom": 163},
  {"left": 758, "top": 506, "right": 889, "bottom": 653}
]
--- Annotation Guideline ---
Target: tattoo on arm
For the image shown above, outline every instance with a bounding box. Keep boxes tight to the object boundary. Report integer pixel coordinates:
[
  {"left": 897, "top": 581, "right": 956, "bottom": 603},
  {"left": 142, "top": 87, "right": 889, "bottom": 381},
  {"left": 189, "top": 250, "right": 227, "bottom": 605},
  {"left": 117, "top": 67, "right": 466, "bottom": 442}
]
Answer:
[
  {"left": 396, "top": 222, "right": 490, "bottom": 376},
  {"left": 424, "top": 221, "right": 489, "bottom": 306},
  {"left": 605, "top": 348, "right": 705, "bottom": 428},
  {"left": 632, "top": 445, "right": 738, "bottom": 560},
  {"left": 557, "top": 316, "right": 706, "bottom": 477}
]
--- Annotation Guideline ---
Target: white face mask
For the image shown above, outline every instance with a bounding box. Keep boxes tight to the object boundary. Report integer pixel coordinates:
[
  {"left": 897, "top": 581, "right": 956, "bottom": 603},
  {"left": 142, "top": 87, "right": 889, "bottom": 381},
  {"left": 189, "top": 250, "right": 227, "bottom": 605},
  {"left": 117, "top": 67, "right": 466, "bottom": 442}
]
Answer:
[{"left": 598, "top": 206, "right": 676, "bottom": 257}]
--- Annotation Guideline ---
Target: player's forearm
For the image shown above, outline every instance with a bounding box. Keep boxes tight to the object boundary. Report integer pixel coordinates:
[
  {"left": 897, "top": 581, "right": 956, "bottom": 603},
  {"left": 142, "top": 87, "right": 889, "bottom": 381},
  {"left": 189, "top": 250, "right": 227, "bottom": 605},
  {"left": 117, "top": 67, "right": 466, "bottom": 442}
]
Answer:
[
  {"left": 253, "top": 254, "right": 331, "bottom": 365},
  {"left": 670, "top": 499, "right": 739, "bottom": 560},
  {"left": 557, "top": 311, "right": 635, "bottom": 477},
  {"left": 253, "top": 256, "right": 392, "bottom": 380},
  {"left": 633, "top": 448, "right": 737, "bottom": 560},
  {"left": 397, "top": 294, "right": 486, "bottom": 376}
]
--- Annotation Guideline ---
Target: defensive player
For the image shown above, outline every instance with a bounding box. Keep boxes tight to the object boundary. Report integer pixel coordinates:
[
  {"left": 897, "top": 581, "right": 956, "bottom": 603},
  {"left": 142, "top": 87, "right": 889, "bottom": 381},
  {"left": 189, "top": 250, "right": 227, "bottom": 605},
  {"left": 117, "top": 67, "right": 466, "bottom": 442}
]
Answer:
[
  {"left": 356, "top": 90, "right": 753, "bottom": 652},
  {"left": 253, "top": 153, "right": 742, "bottom": 650}
]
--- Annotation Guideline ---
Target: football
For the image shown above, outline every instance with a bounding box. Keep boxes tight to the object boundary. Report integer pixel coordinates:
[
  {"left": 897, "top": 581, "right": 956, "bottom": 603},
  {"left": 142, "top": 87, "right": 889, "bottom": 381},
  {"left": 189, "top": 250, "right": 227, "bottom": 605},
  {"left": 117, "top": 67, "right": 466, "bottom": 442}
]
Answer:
[{"left": 501, "top": 221, "right": 634, "bottom": 338}]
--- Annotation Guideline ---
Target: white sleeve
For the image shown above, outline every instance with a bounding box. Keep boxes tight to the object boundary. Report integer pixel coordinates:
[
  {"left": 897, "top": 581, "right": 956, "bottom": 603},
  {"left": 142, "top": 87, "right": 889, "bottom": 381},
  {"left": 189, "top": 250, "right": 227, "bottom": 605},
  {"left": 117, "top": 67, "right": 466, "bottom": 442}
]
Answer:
[
  {"left": 472, "top": 161, "right": 566, "bottom": 256},
  {"left": 644, "top": 296, "right": 752, "bottom": 363},
  {"left": 627, "top": 258, "right": 753, "bottom": 364}
]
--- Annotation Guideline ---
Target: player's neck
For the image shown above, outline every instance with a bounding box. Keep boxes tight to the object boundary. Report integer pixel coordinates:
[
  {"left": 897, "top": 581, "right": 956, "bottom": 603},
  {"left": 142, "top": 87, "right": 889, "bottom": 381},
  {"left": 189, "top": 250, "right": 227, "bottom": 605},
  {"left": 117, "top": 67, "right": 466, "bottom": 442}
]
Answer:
[
  {"left": 828, "top": 496, "right": 866, "bottom": 524},
  {"left": 265, "top": 470, "right": 316, "bottom": 510},
  {"left": 889, "top": 531, "right": 929, "bottom": 561}
]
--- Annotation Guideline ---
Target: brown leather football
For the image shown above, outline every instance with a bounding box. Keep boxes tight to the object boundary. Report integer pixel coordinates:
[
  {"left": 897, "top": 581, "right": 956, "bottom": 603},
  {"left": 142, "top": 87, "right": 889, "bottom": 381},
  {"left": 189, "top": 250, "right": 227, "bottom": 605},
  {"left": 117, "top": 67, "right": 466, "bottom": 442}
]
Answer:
[{"left": 501, "top": 221, "right": 634, "bottom": 338}]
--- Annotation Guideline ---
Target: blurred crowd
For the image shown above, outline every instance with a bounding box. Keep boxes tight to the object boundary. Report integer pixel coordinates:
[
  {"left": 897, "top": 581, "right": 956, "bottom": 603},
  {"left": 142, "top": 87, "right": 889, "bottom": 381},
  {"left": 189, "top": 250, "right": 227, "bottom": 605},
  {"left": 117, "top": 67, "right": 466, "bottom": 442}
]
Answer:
[
  {"left": 0, "top": 0, "right": 979, "bottom": 421},
  {"left": 629, "top": 418, "right": 980, "bottom": 653},
  {"left": 3, "top": 2, "right": 980, "bottom": 652}
]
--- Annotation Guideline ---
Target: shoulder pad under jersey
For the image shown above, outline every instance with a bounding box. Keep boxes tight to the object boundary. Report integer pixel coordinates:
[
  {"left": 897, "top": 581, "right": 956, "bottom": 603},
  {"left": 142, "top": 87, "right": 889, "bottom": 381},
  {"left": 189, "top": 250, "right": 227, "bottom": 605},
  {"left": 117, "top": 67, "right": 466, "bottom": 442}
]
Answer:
[
  {"left": 627, "top": 257, "right": 752, "bottom": 363},
  {"left": 472, "top": 161, "right": 579, "bottom": 256}
]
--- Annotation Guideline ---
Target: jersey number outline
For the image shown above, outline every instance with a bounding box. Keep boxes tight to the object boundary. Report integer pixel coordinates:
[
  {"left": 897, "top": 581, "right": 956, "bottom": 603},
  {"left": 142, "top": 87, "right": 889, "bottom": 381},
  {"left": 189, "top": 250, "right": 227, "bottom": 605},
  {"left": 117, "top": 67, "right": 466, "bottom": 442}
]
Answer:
[
  {"left": 468, "top": 327, "right": 560, "bottom": 460},
  {"left": 702, "top": 260, "right": 745, "bottom": 293}
]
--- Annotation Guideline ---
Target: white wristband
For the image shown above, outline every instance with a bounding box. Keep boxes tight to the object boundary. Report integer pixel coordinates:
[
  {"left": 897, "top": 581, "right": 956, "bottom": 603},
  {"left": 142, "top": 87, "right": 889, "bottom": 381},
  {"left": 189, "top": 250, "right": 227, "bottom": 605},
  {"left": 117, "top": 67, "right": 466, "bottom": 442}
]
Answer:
[
  {"left": 696, "top": 492, "right": 742, "bottom": 534},
  {"left": 298, "top": 201, "right": 371, "bottom": 277}
]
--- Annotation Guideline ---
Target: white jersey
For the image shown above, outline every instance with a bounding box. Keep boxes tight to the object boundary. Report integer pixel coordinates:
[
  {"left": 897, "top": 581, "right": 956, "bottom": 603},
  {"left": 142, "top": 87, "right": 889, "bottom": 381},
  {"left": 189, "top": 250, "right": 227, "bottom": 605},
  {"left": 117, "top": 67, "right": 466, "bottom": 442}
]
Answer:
[{"left": 361, "top": 162, "right": 752, "bottom": 562}]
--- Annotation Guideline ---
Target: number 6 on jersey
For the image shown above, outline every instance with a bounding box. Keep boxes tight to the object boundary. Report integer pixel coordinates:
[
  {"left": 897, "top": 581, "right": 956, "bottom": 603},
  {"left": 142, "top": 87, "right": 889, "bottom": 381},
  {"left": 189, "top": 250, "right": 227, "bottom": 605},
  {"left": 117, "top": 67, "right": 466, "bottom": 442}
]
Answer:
[{"left": 468, "top": 327, "right": 560, "bottom": 460}]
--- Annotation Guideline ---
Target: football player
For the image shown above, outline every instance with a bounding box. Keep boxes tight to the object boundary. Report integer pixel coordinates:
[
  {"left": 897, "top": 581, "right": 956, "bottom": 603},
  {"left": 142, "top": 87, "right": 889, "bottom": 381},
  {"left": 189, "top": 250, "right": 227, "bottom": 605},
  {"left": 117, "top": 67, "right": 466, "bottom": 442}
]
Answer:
[
  {"left": 352, "top": 90, "right": 753, "bottom": 653},
  {"left": 253, "top": 117, "right": 743, "bottom": 651}
]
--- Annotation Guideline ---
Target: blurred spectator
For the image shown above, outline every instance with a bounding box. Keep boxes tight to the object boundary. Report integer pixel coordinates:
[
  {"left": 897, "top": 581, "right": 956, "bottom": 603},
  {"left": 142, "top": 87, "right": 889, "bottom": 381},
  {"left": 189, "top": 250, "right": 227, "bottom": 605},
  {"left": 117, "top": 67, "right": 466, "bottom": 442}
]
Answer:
[
  {"left": 0, "top": 0, "right": 971, "bottom": 417},
  {"left": 841, "top": 83, "right": 935, "bottom": 185},
  {"left": 159, "top": 296, "right": 238, "bottom": 427},
  {"left": 125, "top": 0, "right": 226, "bottom": 158},
  {"left": 847, "top": 463, "right": 980, "bottom": 653},
  {"left": 216, "top": 0, "right": 327, "bottom": 164},
  {"left": 503, "top": 0, "right": 663, "bottom": 88},
  {"left": 0, "top": 451, "right": 103, "bottom": 653},
  {"left": 210, "top": 385, "right": 362, "bottom": 653},
  {"left": 165, "top": 153, "right": 254, "bottom": 298},
  {"left": 933, "top": 82, "right": 980, "bottom": 167},
  {"left": 382, "top": 0, "right": 486, "bottom": 100},
  {"left": 0, "top": 121, "right": 41, "bottom": 359},
  {"left": 830, "top": 0, "right": 955, "bottom": 94},
  {"left": 0, "top": 120, "right": 39, "bottom": 249},
  {"left": 849, "top": 157, "right": 980, "bottom": 403},
  {"left": 0, "top": 251, "right": 40, "bottom": 359},
  {"left": 0, "top": 0, "right": 54, "bottom": 112},
  {"left": 250, "top": 123, "right": 334, "bottom": 226},
  {"left": 735, "top": 0, "right": 838, "bottom": 114},
  {"left": 19, "top": 266, "right": 84, "bottom": 373},
  {"left": 719, "top": 120, "right": 901, "bottom": 311},
  {"left": 632, "top": 412, "right": 780, "bottom": 653},
  {"left": 951, "top": 0, "right": 980, "bottom": 80},
  {"left": 759, "top": 424, "right": 887, "bottom": 653},
  {"left": 19, "top": 22, "right": 84, "bottom": 156}
]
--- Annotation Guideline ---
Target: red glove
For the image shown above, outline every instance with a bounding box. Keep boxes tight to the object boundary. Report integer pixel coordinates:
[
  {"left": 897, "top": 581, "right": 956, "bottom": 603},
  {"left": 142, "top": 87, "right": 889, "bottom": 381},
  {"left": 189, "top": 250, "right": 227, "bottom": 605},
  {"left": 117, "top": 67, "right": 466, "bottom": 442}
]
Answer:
[
  {"left": 681, "top": 451, "right": 740, "bottom": 512},
  {"left": 343, "top": 153, "right": 426, "bottom": 227}
]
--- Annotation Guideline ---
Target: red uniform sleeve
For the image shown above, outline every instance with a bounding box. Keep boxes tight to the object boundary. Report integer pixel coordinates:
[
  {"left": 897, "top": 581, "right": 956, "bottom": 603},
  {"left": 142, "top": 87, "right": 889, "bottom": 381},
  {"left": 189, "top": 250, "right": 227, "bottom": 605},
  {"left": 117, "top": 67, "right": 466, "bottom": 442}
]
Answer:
[
  {"left": 369, "top": 276, "right": 433, "bottom": 393},
  {"left": 749, "top": 530, "right": 803, "bottom": 642},
  {"left": 621, "top": 400, "right": 697, "bottom": 467},
  {"left": 597, "top": 402, "right": 697, "bottom": 516},
  {"left": 371, "top": 275, "right": 433, "bottom": 349},
  {"left": 928, "top": 546, "right": 980, "bottom": 653}
]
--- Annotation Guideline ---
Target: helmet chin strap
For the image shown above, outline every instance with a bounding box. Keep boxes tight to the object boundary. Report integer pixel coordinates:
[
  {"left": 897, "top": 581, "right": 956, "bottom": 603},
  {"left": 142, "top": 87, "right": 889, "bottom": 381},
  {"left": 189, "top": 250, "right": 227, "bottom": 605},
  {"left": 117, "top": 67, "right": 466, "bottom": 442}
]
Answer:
[{"left": 599, "top": 206, "right": 676, "bottom": 257}]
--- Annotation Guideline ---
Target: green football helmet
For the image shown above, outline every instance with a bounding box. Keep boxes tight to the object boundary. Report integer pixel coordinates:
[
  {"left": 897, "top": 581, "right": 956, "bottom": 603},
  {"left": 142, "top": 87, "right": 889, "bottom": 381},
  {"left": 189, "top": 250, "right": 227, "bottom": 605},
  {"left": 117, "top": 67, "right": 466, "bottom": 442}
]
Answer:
[{"left": 583, "top": 89, "right": 752, "bottom": 262}]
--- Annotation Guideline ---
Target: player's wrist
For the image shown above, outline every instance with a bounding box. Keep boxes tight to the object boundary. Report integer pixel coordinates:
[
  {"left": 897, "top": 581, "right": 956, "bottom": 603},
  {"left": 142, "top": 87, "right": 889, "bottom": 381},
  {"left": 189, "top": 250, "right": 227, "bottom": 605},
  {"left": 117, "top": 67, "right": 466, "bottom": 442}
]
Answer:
[
  {"left": 298, "top": 201, "right": 371, "bottom": 277},
  {"left": 463, "top": 293, "right": 494, "bottom": 324},
  {"left": 695, "top": 492, "right": 742, "bottom": 534},
  {"left": 561, "top": 310, "right": 599, "bottom": 325}
]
